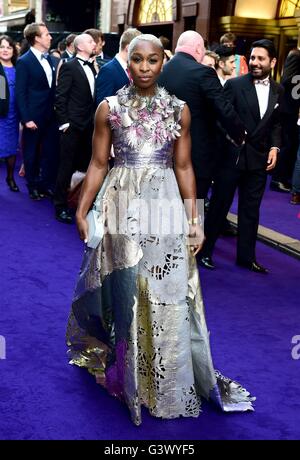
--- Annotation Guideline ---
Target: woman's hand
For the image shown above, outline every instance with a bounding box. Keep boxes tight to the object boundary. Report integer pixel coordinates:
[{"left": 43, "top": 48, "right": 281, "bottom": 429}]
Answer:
[
  {"left": 76, "top": 215, "right": 89, "bottom": 243},
  {"left": 188, "top": 223, "right": 205, "bottom": 256}
]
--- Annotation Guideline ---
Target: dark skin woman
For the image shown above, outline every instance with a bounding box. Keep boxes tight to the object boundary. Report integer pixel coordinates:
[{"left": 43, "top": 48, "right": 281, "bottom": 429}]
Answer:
[{"left": 76, "top": 38, "right": 203, "bottom": 255}]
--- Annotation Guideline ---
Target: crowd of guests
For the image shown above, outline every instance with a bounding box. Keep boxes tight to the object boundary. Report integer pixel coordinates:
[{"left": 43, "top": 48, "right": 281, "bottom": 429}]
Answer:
[
  {"left": 0, "top": 24, "right": 141, "bottom": 215},
  {"left": 0, "top": 24, "right": 300, "bottom": 273},
  {"left": 201, "top": 33, "right": 300, "bottom": 206}
]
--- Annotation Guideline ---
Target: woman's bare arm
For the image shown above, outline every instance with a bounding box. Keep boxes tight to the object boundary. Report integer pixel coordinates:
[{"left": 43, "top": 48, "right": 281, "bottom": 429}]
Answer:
[
  {"left": 76, "top": 100, "right": 112, "bottom": 241},
  {"left": 174, "top": 104, "right": 197, "bottom": 220},
  {"left": 174, "top": 104, "right": 204, "bottom": 254}
]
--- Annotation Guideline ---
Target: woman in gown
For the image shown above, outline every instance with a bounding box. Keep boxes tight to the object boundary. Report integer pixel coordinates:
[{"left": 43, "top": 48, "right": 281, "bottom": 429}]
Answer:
[
  {"left": 66, "top": 34, "right": 255, "bottom": 425},
  {"left": 0, "top": 35, "right": 20, "bottom": 192}
]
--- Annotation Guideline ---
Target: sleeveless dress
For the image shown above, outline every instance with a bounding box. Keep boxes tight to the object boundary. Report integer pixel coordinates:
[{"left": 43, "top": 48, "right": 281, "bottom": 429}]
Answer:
[
  {"left": 0, "top": 66, "right": 19, "bottom": 159},
  {"left": 66, "top": 85, "right": 255, "bottom": 425}
]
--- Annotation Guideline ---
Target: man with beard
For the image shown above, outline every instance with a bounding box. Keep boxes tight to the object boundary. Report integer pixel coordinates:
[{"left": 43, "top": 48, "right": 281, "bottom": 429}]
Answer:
[{"left": 199, "top": 39, "right": 284, "bottom": 273}]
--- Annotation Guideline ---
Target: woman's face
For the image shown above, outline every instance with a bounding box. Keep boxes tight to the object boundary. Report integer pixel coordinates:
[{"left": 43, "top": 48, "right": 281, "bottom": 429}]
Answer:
[
  {"left": 128, "top": 40, "right": 164, "bottom": 94},
  {"left": 0, "top": 39, "right": 14, "bottom": 63}
]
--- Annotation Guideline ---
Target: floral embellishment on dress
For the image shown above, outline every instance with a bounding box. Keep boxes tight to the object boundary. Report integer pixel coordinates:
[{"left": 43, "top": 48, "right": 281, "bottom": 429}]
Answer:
[
  {"left": 109, "top": 110, "right": 122, "bottom": 130},
  {"left": 107, "top": 85, "right": 184, "bottom": 152}
]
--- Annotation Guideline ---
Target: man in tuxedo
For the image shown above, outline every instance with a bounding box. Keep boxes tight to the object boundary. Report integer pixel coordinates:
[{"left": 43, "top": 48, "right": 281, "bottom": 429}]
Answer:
[
  {"left": 15, "top": 22, "right": 60, "bottom": 200},
  {"left": 54, "top": 33, "right": 97, "bottom": 224},
  {"left": 200, "top": 39, "right": 284, "bottom": 273},
  {"left": 158, "top": 30, "right": 246, "bottom": 200},
  {"left": 95, "top": 28, "right": 141, "bottom": 105}
]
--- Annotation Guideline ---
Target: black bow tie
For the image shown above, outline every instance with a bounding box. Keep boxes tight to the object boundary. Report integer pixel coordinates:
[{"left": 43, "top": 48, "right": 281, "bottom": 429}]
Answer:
[
  {"left": 254, "top": 79, "right": 270, "bottom": 86},
  {"left": 41, "top": 53, "right": 49, "bottom": 60},
  {"left": 77, "top": 57, "right": 94, "bottom": 68}
]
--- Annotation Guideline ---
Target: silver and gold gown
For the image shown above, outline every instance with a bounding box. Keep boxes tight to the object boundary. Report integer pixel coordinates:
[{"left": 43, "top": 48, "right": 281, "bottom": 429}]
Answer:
[{"left": 66, "top": 85, "right": 255, "bottom": 425}]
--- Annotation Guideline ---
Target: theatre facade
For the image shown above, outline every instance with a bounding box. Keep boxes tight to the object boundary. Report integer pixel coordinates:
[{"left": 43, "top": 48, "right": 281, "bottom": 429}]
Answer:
[
  {"left": 111, "top": 1, "right": 300, "bottom": 68},
  {"left": 1, "top": 1, "right": 300, "bottom": 73}
]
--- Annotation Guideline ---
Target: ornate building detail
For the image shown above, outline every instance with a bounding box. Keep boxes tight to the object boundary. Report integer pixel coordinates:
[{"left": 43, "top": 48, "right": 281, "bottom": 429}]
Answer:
[
  {"left": 138, "top": 0, "right": 172, "bottom": 24},
  {"left": 279, "top": 0, "right": 300, "bottom": 17}
]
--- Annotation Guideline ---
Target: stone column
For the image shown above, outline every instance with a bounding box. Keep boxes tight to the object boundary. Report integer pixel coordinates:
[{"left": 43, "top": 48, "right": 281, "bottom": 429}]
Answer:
[
  {"left": 2, "top": 0, "right": 8, "bottom": 16},
  {"left": 100, "top": 0, "right": 112, "bottom": 33},
  {"left": 35, "top": 0, "right": 43, "bottom": 22}
]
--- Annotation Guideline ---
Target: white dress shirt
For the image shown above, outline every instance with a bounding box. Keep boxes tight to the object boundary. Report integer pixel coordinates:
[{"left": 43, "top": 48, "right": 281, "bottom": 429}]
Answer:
[
  {"left": 254, "top": 77, "right": 270, "bottom": 119},
  {"left": 115, "top": 53, "right": 129, "bottom": 78},
  {"left": 218, "top": 75, "right": 227, "bottom": 87},
  {"left": 66, "top": 49, "right": 73, "bottom": 59},
  {"left": 30, "top": 47, "right": 53, "bottom": 88},
  {"left": 254, "top": 76, "right": 280, "bottom": 152},
  {"left": 76, "top": 53, "right": 95, "bottom": 97}
]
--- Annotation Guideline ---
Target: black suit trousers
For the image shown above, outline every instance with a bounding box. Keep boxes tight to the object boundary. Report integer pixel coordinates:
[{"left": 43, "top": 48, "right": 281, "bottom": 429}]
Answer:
[
  {"left": 202, "top": 166, "right": 267, "bottom": 263},
  {"left": 23, "top": 118, "right": 59, "bottom": 191},
  {"left": 53, "top": 123, "right": 93, "bottom": 210}
]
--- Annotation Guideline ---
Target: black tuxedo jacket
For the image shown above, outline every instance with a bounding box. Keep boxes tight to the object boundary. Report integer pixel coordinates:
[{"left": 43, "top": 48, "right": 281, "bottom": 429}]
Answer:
[
  {"left": 158, "top": 52, "right": 245, "bottom": 179},
  {"left": 224, "top": 73, "right": 284, "bottom": 170},
  {"left": 15, "top": 49, "right": 58, "bottom": 125},
  {"left": 55, "top": 58, "right": 96, "bottom": 130}
]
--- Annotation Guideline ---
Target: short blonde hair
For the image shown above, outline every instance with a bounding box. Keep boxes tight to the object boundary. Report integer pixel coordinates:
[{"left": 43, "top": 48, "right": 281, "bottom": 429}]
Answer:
[
  {"left": 23, "top": 22, "right": 46, "bottom": 46},
  {"left": 119, "top": 28, "right": 141, "bottom": 51},
  {"left": 204, "top": 50, "right": 219, "bottom": 66}
]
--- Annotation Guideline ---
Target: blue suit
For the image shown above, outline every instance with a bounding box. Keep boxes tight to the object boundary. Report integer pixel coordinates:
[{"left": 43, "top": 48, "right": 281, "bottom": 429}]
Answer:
[
  {"left": 15, "top": 49, "right": 59, "bottom": 193},
  {"left": 95, "top": 57, "right": 129, "bottom": 106}
]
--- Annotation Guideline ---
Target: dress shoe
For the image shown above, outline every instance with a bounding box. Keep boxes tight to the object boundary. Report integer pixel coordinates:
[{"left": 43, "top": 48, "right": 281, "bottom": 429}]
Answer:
[
  {"left": 236, "top": 260, "right": 268, "bottom": 274},
  {"left": 29, "top": 189, "right": 41, "bottom": 200},
  {"left": 6, "top": 177, "right": 19, "bottom": 192},
  {"left": 290, "top": 192, "right": 300, "bottom": 205},
  {"left": 56, "top": 209, "right": 73, "bottom": 224},
  {"left": 198, "top": 255, "right": 215, "bottom": 269},
  {"left": 270, "top": 180, "right": 291, "bottom": 193}
]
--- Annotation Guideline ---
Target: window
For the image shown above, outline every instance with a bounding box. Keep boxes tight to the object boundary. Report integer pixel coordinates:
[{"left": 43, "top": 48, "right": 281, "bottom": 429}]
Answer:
[
  {"left": 279, "top": 0, "right": 300, "bottom": 17},
  {"left": 138, "top": 0, "right": 172, "bottom": 24},
  {"left": 8, "top": 0, "right": 29, "bottom": 13}
]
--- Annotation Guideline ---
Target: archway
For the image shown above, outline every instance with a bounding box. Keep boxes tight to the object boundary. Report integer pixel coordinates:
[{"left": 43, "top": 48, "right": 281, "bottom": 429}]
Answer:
[{"left": 132, "top": 0, "right": 174, "bottom": 48}]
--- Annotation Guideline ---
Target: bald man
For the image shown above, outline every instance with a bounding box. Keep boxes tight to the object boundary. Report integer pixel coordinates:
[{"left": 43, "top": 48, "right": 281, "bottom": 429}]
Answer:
[
  {"left": 54, "top": 33, "right": 97, "bottom": 223},
  {"left": 158, "top": 30, "right": 245, "bottom": 199}
]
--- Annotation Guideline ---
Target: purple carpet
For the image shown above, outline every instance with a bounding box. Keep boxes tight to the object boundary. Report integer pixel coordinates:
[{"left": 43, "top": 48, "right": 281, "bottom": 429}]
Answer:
[
  {"left": 231, "top": 176, "right": 300, "bottom": 240},
  {"left": 0, "top": 164, "right": 300, "bottom": 440}
]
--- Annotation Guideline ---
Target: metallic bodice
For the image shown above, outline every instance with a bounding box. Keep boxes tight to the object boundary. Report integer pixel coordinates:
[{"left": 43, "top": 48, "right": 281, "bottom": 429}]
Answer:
[{"left": 106, "top": 85, "right": 184, "bottom": 170}]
